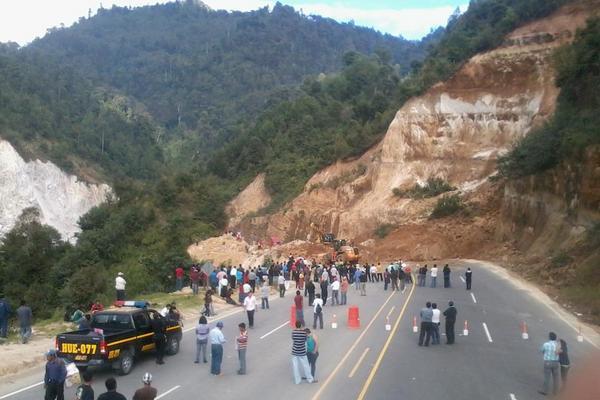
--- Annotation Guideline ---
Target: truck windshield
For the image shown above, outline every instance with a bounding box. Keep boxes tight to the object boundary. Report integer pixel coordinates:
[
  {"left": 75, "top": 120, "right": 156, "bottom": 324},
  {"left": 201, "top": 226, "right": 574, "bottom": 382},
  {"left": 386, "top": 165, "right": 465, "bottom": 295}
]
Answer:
[{"left": 92, "top": 313, "right": 133, "bottom": 330}]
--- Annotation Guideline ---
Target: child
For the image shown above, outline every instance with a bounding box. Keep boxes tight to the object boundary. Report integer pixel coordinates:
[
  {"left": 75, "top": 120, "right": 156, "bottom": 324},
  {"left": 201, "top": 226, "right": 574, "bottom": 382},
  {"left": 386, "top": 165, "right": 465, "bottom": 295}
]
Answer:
[{"left": 236, "top": 323, "right": 248, "bottom": 375}]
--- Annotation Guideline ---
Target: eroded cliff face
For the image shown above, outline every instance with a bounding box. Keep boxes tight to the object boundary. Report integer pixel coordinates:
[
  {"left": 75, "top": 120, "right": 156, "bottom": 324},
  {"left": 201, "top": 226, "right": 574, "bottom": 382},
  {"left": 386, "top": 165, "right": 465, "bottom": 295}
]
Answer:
[
  {"left": 0, "top": 139, "right": 111, "bottom": 242},
  {"left": 230, "top": 1, "right": 598, "bottom": 244}
]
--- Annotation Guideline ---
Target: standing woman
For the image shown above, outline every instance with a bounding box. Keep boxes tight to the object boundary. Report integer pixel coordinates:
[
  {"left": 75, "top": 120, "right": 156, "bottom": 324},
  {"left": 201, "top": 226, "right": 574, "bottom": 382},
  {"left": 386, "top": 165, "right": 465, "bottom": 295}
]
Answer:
[
  {"left": 306, "top": 328, "right": 319, "bottom": 382},
  {"left": 559, "top": 338, "right": 570, "bottom": 387},
  {"left": 443, "top": 264, "right": 451, "bottom": 288},
  {"left": 340, "top": 277, "right": 349, "bottom": 305},
  {"left": 195, "top": 316, "right": 210, "bottom": 364}
]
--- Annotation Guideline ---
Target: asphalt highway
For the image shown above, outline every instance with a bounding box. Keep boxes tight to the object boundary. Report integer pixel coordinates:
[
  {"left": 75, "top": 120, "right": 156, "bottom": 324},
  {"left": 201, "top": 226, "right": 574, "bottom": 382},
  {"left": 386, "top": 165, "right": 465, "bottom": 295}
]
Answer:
[{"left": 1, "top": 260, "right": 598, "bottom": 400}]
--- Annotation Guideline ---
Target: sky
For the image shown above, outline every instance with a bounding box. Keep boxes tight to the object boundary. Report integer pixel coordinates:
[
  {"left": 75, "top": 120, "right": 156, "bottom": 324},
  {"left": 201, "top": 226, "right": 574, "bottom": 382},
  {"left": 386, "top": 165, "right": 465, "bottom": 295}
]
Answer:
[{"left": 0, "top": 0, "right": 467, "bottom": 46}]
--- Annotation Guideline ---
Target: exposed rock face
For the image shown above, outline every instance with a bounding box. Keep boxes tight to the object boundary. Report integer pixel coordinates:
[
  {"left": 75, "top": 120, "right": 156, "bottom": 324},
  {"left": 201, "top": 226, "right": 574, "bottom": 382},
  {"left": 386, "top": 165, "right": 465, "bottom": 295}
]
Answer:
[
  {"left": 226, "top": 173, "right": 271, "bottom": 227},
  {"left": 231, "top": 1, "right": 598, "bottom": 243},
  {"left": 0, "top": 139, "right": 111, "bottom": 242}
]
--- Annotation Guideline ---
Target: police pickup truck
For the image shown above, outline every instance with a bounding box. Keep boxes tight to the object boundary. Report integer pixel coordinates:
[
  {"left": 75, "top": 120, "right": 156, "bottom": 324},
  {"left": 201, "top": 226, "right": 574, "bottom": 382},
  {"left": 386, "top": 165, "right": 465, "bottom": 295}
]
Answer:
[{"left": 55, "top": 302, "right": 182, "bottom": 375}]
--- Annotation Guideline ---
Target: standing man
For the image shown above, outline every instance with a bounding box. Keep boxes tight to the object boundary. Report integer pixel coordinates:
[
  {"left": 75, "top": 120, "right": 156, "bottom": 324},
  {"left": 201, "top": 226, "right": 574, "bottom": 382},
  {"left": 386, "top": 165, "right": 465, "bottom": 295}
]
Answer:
[
  {"left": 294, "top": 291, "right": 305, "bottom": 327},
  {"left": 320, "top": 272, "right": 329, "bottom": 306},
  {"left": 190, "top": 266, "right": 200, "bottom": 295},
  {"left": 443, "top": 301, "right": 457, "bottom": 344},
  {"left": 230, "top": 265, "right": 238, "bottom": 289},
  {"left": 210, "top": 321, "right": 226, "bottom": 375},
  {"left": 291, "top": 321, "right": 314, "bottom": 384},
  {"left": 150, "top": 314, "right": 166, "bottom": 365},
  {"left": 278, "top": 274, "right": 286, "bottom": 298},
  {"left": 330, "top": 278, "right": 340, "bottom": 306},
  {"left": 260, "top": 281, "right": 270, "bottom": 310},
  {"left": 243, "top": 290, "right": 257, "bottom": 329},
  {"left": 115, "top": 272, "right": 126, "bottom": 301},
  {"left": 305, "top": 279, "right": 315, "bottom": 306},
  {"left": 418, "top": 302, "right": 433, "bottom": 347},
  {"left": 390, "top": 267, "right": 399, "bottom": 291},
  {"left": 539, "top": 332, "right": 561, "bottom": 396},
  {"left": 465, "top": 267, "right": 473, "bottom": 290},
  {"left": 398, "top": 267, "right": 406, "bottom": 293},
  {"left": 16, "top": 300, "right": 33, "bottom": 344},
  {"left": 431, "top": 303, "right": 441, "bottom": 345},
  {"left": 443, "top": 264, "right": 451, "bottom": 288},
  {"left": 312, "top": 294, "right": 324, "bottom": 330},
  {"left": 430, "top": 264, "right": 438, "bottom": 288},
  {"left": 44, "top": 349, "right": 66, "bottom": 400},
  {"left": 236, "top": 322, "right": 248, "bottom": 375},
  {"left": 0, "top": 294, "right": 11, "bottom": 339},
  {"left": 133, "top": 373, "right": 157, "bottom": 400},
  {"left": 359, "top": 267, "right": 367, "bottom": 296},
  {"left": 340, "top": 277, "right": 349, "bottom": 305},
  {"left": 175, "top": 265, "right": 184, "bottom": 291}
]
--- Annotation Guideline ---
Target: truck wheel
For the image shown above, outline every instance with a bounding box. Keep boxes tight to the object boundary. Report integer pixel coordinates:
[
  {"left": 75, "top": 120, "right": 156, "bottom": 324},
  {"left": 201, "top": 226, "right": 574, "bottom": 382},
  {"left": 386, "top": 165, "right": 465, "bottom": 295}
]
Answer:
[
  {"left": 166, "top": 337, "right": 180, "bottom": 355},
  {"left": 116, "top": 351, "right": 134, "bottom": 375}
]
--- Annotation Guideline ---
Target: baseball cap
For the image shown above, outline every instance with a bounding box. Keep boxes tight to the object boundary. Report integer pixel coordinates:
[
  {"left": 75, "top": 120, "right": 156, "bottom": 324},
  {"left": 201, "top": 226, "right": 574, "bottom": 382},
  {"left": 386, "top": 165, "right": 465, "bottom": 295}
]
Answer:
[{"left": 216, "top": 321, "right": 224, "bottom": 328}]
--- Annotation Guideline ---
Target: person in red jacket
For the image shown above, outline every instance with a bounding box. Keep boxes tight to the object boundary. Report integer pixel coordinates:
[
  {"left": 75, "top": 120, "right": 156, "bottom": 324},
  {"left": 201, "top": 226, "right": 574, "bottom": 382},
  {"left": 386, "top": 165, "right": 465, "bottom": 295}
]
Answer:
[
  {"left": 190, "top": 266, "right": 200, "bottom": 295},
  {"left": 90, "top": 300, "right": 104, "bottom": 314},
  {"left": 175, "top": 266, "right": 184, "bottom": 291}
]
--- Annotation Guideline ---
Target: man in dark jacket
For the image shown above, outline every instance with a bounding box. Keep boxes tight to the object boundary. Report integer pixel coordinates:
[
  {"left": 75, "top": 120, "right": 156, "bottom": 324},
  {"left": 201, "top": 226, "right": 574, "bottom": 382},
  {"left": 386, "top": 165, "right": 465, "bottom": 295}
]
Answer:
[
  {"left": 305, "top": 280, "right": 316, "bottom": 306},
  {"left": 44, "top": 349, "right": 67, "bottom": 400},
  {"left": 151, "top": 315, "right": 167, "bottom": 365},
  {"left": 443, "top": 301, "right": 457, "bottom": 344},
  {"left": 0, "top": 295, "right": 10, "bottom": 339}
]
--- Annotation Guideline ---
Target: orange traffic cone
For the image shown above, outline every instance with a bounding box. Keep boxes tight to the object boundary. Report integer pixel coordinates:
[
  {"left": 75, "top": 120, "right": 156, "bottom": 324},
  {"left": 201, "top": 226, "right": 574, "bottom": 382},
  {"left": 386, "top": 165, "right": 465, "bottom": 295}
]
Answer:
[
  {"left": 348, "top": 306, "right": 360, "bottom": 329},
  {"left": 463, "top": 320, "right": 469, "bottom": 336},
  {"left": 521, "top": 321, "right": 529, "bottom": 340},
  {"left": 412, "top": 316, "right": 418, "bottom": 333}
]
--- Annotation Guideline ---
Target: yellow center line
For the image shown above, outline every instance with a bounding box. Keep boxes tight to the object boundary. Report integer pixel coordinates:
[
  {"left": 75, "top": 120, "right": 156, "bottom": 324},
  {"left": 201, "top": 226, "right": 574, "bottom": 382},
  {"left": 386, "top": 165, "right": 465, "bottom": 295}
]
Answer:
[
  {"left": 356, "top": 280, "right": 416, "bottom": 400},
  {"left": 311, "top": 290, "right": 397, "bottom": 400},
  {"left": 348, "top": 347, "right": 370, "bottom": 378}
]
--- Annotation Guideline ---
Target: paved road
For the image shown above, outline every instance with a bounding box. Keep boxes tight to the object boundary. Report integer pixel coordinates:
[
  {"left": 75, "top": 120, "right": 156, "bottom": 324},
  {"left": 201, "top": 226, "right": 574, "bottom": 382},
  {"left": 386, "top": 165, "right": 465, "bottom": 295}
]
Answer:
[{"left": 1, "top": 260, "right": 598, "bottom": 400}]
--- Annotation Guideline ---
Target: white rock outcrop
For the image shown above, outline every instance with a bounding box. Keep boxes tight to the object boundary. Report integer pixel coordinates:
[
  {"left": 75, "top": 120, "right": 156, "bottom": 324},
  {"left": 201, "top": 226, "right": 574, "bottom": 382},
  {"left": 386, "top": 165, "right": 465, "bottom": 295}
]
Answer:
[{"left": 0, "top": 140, "right": 111, "bottom": 242}]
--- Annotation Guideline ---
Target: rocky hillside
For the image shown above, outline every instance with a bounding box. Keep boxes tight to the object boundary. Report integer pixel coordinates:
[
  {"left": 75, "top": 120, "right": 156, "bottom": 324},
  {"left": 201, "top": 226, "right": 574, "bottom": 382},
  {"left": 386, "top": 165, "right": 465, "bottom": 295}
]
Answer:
[
  {"left": 0, "top": 140, "right": 111, "bottom": 242},
  {"left": 230, "top": 1, "right": 598, "bottom": 246}
]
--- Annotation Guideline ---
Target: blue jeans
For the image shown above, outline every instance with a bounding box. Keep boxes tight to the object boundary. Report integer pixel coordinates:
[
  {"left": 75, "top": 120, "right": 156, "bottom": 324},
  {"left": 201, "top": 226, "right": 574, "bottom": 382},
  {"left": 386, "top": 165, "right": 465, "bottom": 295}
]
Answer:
[
  {"left": 211, "top": 344, "right": 223, "bottom": 375},
  {"left": 20, "top": 326, "right": 31, "bottom": 343},
  {"left": 432, "top": 323, "right": 440, "bottom": 344},
  {"left": 238, "top": 349, "right": 246, "bottom": 374},
  {"left": 296, "top": 309, "right": 304, "bottom": 326},
  {"left": 195, "top": 339, "right": 207, "bottom": 363},
  {"left": 430, "top": 277, "right": 437, "bottom": 288},
  {"left": 176, "top": 278, "right": 183, "bottom": 291},
  {"left": 291, "top": 355, "right": 313, "bottom": 384}
]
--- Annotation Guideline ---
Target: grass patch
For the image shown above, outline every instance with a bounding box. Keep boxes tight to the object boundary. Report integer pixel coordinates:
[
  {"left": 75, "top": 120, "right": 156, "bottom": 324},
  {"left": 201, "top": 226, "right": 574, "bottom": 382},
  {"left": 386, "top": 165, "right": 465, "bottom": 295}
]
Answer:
[
  {"left": 374, "top": 223, "right": 395, "bottom": 239},
  {"left": 430, "top": 194, "right": 465, "bottom": 219},
  {"left": 393, "top": 177, "right": 455, "bottom": 199},
  {"left": 550, "top": 251, "right": 573, "bottom": 268}
]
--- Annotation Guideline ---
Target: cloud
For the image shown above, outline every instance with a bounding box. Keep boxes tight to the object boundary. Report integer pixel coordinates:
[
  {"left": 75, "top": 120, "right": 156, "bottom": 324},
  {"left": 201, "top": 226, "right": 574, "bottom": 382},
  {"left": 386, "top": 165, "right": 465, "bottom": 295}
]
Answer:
[{"left": 294, "top": 3, "right": 466, "bottom": 39}]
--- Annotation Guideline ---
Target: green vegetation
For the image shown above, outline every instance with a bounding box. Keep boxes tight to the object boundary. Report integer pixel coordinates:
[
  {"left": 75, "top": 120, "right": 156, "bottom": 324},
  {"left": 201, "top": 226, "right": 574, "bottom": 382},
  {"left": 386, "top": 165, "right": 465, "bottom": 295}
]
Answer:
[
  {"left": 499, "top": 17, "right": 600, "bottom": 178},
  {"left": 393, "top": 178, "right": 456, "bottom": 199},
  {"left": 29, "top": 1, "right": 429, "bottom": 165},
  {"left": 374, "top": 224, "right": 396, "bottom": 239},
  {"left": 430, "top": 194, "right": 466, "bottom": 219}
]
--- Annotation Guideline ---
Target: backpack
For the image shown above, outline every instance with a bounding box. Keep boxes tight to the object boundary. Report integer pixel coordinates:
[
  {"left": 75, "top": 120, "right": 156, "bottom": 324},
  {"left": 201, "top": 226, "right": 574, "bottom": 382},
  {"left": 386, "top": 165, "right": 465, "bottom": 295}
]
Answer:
[{"left": 316, "top": 303, "right": 322, "bottom": 314}]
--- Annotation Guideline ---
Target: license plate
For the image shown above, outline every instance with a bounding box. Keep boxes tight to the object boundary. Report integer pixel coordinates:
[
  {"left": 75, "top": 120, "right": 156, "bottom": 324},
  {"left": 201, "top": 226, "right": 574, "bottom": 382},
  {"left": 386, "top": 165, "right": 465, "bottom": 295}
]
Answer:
[{"left": 60, "top": 343, "right": 97, "bottom": 355}]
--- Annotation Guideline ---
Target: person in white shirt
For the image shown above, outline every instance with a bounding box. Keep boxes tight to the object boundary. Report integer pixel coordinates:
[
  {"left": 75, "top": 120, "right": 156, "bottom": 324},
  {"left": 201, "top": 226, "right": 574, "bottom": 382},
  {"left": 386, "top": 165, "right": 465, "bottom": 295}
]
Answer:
[
  {"left": 430, "top": 264, "right": 439, "bottom": 288},
  {"left": 369, "top": 265, "right": 378, "bottom": 282},
  {"left": 330, "top": 278, "right": 340, "bottom": 305},
  {"left": 115, "top": 272, "right": 126, "bottom": 301},
  {"left": 230, "top": 266, "right": 238, "bottom": 289},
  {"left": 243, "top": 291, "right": 257, "bottom": 328},
  {"left": 312, "top": 294, "right": 324, "bottom": 329},
  {"left": 209, "top": 322, "right": 226, "bottom": 375},
  {"left": 431, "top": 303, "right": 441, "bottom": 344},
  {"left": 278, "top": 274, "right": 286, "bottom": 298},
  {"left": 219, "top": 277, "right": 229, "bottom": 297}
]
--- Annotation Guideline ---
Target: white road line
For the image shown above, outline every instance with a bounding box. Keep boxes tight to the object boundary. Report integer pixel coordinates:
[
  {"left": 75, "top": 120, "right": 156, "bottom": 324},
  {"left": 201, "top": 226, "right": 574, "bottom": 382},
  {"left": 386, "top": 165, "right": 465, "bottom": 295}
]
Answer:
[
  {"left": 460, "top": 276, "right": 466, "bottom": 283},
  {"left": 260, "top": 321, "right": 289, "bottom": 339},
  {"left": 509, "top": 394, "right": 517, "bottom": 400},
  {"left": 483, "top": 322, "right": 493, "bottom": 343},
  {"left": 348, "top": 348, "right": 370, "bottom": 378},
  {"left": 0, "top": 381, "right": 44, "bottom": 399},
  {"left": 386, "top": 306, "right": 395, "bottom": 319},
  {"left": 470, "top": 293, "right": 477, "bottom": 304},
  {"left": 156, "top": 385, "right": 181, "bottom": 399}
]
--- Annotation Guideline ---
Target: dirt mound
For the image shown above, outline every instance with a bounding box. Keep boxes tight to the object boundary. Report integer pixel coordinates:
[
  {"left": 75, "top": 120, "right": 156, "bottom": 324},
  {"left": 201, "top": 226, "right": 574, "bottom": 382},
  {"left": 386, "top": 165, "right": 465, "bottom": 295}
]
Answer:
[{"left": 226, "top": 173, "right": 271, "bottom": 227}]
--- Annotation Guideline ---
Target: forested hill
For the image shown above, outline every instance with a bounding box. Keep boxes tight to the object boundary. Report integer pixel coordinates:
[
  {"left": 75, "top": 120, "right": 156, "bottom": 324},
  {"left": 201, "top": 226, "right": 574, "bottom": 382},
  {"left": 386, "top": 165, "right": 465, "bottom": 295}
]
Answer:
[{"left": 27, "top": 0, "right": 432, "bottom": 159}]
